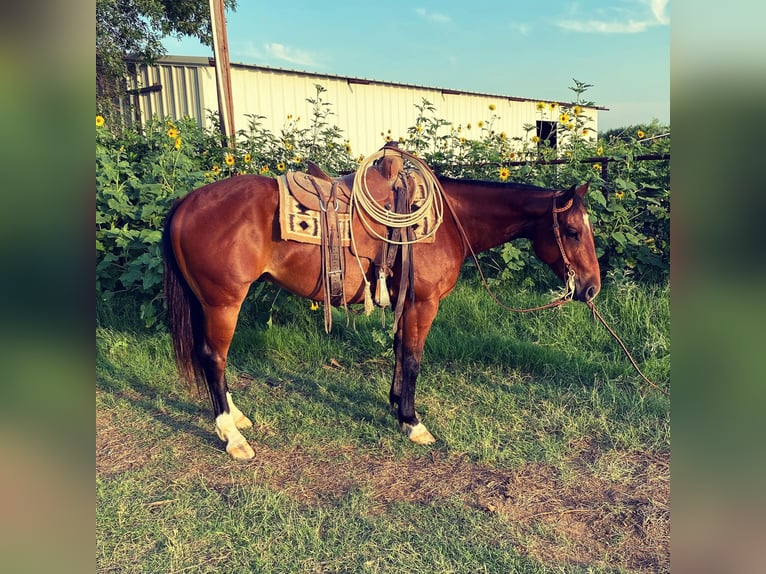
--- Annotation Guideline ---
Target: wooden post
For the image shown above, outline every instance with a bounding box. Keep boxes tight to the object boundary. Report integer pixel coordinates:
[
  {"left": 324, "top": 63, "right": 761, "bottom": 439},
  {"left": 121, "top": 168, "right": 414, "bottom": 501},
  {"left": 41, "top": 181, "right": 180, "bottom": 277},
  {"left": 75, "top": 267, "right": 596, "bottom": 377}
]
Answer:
[{"left": 209, "top": 0, "right": 235, "bottom": 146}]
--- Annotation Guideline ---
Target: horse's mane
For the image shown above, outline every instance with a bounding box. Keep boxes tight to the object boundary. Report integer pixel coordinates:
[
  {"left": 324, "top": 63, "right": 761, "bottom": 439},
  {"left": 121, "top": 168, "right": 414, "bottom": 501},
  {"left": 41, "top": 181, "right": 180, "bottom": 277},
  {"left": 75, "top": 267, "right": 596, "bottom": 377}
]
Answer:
[{"left": 437, "top": 175, "right": 554, "bottom": 193}]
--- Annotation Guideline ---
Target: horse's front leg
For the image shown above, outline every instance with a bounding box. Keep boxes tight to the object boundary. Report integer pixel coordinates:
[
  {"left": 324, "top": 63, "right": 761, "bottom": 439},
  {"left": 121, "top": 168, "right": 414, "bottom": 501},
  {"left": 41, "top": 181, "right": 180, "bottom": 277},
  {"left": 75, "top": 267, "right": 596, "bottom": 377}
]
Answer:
[{"left": 395, "top": 298, "right": 438, "bottom": 445}]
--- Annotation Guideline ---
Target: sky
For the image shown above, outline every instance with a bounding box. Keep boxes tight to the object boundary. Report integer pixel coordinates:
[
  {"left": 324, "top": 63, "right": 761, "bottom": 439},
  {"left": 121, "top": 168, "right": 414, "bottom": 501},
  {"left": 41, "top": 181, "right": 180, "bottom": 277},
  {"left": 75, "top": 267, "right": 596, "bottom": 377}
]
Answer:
[{"left": 162, "top": 0, "right": 669, "bottom": 131}]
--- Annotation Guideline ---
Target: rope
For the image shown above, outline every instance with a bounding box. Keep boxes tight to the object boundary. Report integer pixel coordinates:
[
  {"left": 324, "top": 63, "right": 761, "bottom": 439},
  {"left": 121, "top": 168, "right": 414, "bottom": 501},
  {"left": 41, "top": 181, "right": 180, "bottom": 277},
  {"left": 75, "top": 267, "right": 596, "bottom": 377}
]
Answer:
[
  {"left": 350, "top": 148, "right": 443, "bottom": 245},
  {"left": 586, "top": 301, "right": 669, "bottom": 397}
]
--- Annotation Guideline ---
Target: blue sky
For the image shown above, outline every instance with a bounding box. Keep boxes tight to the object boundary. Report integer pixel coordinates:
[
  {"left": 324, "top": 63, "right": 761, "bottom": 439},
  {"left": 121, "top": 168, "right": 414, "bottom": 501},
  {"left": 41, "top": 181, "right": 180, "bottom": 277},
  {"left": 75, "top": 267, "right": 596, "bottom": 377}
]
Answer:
[{"left": 163, "top": 0, "right": 669, "bottom": 131}]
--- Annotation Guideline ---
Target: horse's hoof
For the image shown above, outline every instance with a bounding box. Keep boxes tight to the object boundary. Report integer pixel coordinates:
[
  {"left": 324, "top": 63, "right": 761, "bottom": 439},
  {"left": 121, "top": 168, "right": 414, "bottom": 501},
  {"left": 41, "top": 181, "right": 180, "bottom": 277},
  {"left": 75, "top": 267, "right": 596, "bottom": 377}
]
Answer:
[
  {"left": 226, "top": 439, "right": 255, "bottom": 460},
  {"left": 401, "top": 422, "right": 436, "bottom": 445}
]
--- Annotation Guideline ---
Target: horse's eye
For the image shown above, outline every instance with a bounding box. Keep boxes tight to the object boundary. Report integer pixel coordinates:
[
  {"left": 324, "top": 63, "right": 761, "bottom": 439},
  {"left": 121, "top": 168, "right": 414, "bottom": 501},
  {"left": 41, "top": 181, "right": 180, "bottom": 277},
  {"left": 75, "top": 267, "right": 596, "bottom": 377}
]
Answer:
[{"left": 565, "top": 227, "right": 580, "bottom": 240}]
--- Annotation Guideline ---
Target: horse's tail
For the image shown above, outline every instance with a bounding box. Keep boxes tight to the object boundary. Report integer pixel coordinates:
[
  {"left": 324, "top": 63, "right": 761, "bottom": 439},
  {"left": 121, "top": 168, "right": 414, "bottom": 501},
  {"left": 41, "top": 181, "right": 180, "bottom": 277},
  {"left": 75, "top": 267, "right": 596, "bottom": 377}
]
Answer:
[{"left": 162, "top": 199, "right": 206, "bottom": 391}]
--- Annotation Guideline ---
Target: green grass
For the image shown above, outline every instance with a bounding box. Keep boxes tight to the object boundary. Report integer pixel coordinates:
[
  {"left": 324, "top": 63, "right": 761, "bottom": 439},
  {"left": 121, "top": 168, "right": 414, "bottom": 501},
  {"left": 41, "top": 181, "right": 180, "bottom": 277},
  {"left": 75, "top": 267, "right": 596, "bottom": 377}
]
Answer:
[{"left": 97, "top": 277, "right": 669, "bottom": 573}]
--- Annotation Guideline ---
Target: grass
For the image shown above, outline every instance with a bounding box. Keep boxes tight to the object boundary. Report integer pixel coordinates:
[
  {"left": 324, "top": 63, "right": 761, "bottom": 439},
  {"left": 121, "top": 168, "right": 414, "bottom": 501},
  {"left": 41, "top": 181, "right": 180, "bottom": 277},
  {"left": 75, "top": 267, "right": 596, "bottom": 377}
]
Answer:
[{"left": 97, "top": 277, "right": 669, "bottom": 573}]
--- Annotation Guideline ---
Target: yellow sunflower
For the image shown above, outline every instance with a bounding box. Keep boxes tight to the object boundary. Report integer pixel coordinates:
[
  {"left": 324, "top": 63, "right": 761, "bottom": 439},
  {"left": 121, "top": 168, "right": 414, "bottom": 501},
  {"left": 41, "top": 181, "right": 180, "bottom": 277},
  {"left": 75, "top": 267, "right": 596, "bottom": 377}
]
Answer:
[
  {"left": 174, "top": 137, "right": 182, "bottom": 150},
  {"left": 574, "top": 105, "right": 582, "bottom": 115},
  {"left": 559, "top": 113, "right": 569, "bottom": 123},
  {"left": 637, "top": 130, "right": 645, "bottom": 138},
  {"left": 243, "top": 153, "right": 251, "bottom": 163},
  {"left": 212, "top": 165, "right": 220, "bottom": 175},
  {"left": 499, "top": 167, "right": 510, "bottom": 181},
  {"left": 489, "top": 104, "right": 496, "bottom": 111},
  {"left": 277, "top": 162, "right": 286, "bottom": 171},
  {"left": 615, "top": 190, "right": 625, "bottom": 200},
  {"left": 532, "top": 135, "right": 541, "bottom": 144},
  {"left": 96, "top": 115, "right": 105, "bottom": 127},
  {"left": 224, "top": 153, "right": 235, "bottom": 166},
  {"left": 259, "top": 165, "right": 270, "bottom": 174},
  {"left": 536, "top": 102, "right": 546, "bottom": 112},
  {"left": 167, "top": 128, "right": 179, "bottom": 139}
]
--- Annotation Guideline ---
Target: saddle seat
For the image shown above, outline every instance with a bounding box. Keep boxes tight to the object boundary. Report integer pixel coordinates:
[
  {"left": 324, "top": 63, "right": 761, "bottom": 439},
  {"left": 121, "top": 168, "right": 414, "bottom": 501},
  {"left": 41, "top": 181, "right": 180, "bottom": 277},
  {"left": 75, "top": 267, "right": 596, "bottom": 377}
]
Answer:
[{"left": 284, "top": 160, "right": 398, "bottom": 214}]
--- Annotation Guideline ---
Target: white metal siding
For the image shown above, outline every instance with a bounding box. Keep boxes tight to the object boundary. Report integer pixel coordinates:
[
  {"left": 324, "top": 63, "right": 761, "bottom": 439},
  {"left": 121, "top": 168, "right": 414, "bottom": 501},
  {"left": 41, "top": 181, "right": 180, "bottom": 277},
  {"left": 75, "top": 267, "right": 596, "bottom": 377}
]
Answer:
[{"left": 125, "top": 57, "right": 600, "bottom": 157}]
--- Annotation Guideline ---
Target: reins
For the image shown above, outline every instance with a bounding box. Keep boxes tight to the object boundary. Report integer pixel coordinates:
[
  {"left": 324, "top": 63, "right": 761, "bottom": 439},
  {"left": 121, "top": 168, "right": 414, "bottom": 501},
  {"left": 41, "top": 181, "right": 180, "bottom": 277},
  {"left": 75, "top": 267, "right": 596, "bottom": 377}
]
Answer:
[{"left": 443, "top": 190, "right": 668, "bottom": 397}]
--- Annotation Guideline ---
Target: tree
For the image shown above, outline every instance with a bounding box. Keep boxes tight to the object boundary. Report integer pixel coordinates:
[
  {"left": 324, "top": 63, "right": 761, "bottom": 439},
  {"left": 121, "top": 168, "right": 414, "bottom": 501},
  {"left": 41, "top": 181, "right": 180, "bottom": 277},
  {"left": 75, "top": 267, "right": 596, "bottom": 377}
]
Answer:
[{"left": 96, "top": 0, "right": 237, "bottom": 107}]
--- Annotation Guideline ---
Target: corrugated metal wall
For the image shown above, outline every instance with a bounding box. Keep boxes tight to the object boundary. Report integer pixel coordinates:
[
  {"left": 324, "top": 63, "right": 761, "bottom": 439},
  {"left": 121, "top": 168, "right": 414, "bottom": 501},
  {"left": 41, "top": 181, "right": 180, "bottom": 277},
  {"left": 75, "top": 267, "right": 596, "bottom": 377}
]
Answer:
[{"left": 125, "top": 56, "right": 600, "bottom": 157}]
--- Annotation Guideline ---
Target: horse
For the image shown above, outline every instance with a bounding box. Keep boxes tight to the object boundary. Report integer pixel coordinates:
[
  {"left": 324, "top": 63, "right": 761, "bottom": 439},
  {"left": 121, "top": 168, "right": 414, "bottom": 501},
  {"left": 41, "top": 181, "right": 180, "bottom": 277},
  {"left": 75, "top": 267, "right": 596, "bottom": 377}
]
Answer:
[{"left": 162, "top": 158, "right": 600, "bottom": 460}]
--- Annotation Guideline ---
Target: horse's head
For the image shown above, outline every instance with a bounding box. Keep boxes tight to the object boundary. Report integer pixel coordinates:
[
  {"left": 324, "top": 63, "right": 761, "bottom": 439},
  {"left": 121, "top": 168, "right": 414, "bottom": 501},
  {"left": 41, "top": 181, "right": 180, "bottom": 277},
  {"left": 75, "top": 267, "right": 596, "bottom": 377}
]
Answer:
[{"left": 531, "top": 183, "right": 601, "bottom": 303}]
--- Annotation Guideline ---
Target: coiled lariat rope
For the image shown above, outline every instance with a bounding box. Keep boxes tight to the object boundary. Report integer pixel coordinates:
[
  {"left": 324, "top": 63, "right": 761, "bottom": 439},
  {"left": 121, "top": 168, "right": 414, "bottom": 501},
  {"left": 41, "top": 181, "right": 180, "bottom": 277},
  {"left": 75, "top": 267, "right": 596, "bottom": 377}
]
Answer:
[{"left": 350, "top": 148, "right": 444, "bottom": 245}]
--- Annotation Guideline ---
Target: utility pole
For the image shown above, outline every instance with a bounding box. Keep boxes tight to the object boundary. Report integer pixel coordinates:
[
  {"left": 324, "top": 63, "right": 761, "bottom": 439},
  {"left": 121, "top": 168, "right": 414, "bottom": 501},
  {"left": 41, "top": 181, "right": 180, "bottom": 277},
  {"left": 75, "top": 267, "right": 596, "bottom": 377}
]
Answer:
[{"left": 209, "top": 0, "right": 235, "bottom": 146}]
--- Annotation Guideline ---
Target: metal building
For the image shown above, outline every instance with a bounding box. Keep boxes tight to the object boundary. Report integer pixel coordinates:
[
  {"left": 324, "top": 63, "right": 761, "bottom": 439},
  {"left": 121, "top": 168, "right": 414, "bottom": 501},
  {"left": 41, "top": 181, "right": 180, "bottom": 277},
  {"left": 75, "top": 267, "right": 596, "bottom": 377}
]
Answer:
[{"left": 123, "top": 56, "right": 603, "bottom": 157}]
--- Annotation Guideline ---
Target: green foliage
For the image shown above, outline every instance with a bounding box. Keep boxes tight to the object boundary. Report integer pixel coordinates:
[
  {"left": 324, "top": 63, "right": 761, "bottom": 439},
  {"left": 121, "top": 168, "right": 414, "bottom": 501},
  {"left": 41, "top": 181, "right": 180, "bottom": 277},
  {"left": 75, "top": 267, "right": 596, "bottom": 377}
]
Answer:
[{"left": 96, "top": 80, "right": 669, "bottom": 327}]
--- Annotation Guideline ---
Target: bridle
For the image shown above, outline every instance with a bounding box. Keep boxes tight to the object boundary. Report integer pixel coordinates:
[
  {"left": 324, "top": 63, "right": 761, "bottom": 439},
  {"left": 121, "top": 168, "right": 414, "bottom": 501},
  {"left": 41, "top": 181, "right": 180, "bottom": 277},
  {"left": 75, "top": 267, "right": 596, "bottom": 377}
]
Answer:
[
  {"left": 551, "top": 196, "right": 577, "bottom": 301},
  {"left": 446, "top": 192, "right": 579, "bottom": 313},
  {"left": 447, "top": 188, "right": 669, "bottom": 396}
]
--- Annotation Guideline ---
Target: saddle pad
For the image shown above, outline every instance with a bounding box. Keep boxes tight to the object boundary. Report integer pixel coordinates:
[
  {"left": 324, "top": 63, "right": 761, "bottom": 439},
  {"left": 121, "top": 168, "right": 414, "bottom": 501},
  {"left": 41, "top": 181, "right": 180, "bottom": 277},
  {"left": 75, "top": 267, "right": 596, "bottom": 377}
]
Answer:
[{"left": 278, "top": 175, "right": 352, "bottom": 246}]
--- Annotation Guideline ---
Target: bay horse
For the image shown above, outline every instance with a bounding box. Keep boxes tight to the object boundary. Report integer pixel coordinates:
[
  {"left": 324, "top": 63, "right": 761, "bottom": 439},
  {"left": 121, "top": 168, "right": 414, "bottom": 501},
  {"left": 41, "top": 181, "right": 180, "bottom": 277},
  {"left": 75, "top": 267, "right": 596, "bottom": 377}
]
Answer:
[{"left": 162, "top": 163, "right": 600, "bottom": 460}]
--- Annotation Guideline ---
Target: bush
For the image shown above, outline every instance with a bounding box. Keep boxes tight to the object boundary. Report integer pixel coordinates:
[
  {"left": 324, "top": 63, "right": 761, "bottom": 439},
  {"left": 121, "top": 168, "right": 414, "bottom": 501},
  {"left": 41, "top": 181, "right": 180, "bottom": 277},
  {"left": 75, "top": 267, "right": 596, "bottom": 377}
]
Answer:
[{"left": 96, "top": 81, "right": 669, "bottom": 327}]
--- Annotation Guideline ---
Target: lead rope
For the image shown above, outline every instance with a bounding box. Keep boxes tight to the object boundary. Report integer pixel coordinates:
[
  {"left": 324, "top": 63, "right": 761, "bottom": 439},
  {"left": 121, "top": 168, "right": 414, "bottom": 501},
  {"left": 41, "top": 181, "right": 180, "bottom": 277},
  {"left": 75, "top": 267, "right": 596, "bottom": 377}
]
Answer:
[
  {"left": 444, "top": 191, "right": 667, "bottom": 396},
  {"left": 586, "top": 301, "right": 669, "bottom": 397}
]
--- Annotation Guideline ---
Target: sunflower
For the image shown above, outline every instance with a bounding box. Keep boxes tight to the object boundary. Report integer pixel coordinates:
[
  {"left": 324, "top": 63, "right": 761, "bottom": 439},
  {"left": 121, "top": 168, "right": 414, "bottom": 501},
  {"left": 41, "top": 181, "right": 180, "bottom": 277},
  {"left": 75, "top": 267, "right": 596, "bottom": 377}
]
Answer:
[
  {"left": 259, "top": 165, "right": 270, "bottom": 174},
  {"left": 582, "top": 128, "right": 590, "bottom": 136},
  {"left": 615, "top": 190, "right": 625, "bottom": 200},
  {"left": 174, "top": 137, "right": 182, "bottom": 150},
  {"left": 96, "top": 115, "right": 105, "bottom": 127},
  {"left": 559, "top": 113, "right": 569, "bottom": 123},
  {"left": 211, "top": 165, "right": 220, "bottom": 175},
  {"left": 532, "top": 135, "right": 541, "bottom": 144},
  {"left": 549, "top": 102, "right": 558, "bottom": 110},
  {"left": 574, "top": 105, "right": 582, "bottom": 115},
  {"left": 243, "top": 153, "right": 251, "bottom": 163},
  {"left": 536, "top": 102, "right": 546, "bottom": 112},
  {"left": 637, "top": 130, "right": 645, "bottom": 138},
  {"left": 593, "top": 164, "right": 602, "bottom": 172},
  {"left": 477, "top": 121, "right": 485, "bottom": 129},
  {"left": 597, "top": 145, "right": 604, "bottom": 156},
  {"left": 277, "top": 162, "right": 286, "bottom": 171},
  {"left": 167, "top": 128, "right": 179, "bottom": 139},
  {"left": 499, "top": 167, "right": 510, "bottom": 181},
  {"left": 488, "top": 104, "right": 496, "bottom": 111},
  {"left": 224, "top": 153, "right": 235, "bottom": 166}
]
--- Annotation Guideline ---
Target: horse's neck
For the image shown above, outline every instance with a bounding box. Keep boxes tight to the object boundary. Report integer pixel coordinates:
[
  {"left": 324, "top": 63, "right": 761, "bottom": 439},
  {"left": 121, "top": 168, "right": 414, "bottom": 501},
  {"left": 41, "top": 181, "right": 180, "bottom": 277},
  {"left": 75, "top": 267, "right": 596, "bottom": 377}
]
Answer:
[{"left": 442, "top": 180, "right": 552, "bottom": 253}]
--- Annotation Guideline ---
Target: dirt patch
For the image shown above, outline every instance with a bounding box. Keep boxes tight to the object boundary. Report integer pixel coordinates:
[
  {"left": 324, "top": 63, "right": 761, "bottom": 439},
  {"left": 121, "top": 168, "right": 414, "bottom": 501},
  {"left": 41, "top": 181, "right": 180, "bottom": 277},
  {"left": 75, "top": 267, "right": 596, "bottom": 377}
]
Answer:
[{"left": 97, "top": 398, "right": 669, "bottom": 573}]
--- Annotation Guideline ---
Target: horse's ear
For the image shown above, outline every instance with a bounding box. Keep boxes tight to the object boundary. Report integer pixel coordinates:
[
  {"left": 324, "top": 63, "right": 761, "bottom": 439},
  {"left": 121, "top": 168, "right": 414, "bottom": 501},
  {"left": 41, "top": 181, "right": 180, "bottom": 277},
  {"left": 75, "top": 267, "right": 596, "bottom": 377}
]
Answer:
[
  {"left": 576, "top": 182, "right": 589, "bottom": 197},
  {"left": 557, "top": 184, "right": 578, "bottom": 204}
]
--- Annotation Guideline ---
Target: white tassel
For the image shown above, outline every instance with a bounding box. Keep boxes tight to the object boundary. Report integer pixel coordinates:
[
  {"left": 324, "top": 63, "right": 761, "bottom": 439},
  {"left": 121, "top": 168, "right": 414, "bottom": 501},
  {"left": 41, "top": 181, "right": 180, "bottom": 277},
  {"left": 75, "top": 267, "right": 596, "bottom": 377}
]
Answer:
[{"left": 376, "top": 268, "right": 391, "bottom": 308}]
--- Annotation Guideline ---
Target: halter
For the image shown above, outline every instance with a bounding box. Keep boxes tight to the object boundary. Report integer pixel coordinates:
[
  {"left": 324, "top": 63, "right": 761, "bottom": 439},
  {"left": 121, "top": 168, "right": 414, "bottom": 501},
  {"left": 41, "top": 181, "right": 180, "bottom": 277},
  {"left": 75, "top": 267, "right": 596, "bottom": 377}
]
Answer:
[{"left": 552, "top": 196, "right": 576, "bottom": 300}]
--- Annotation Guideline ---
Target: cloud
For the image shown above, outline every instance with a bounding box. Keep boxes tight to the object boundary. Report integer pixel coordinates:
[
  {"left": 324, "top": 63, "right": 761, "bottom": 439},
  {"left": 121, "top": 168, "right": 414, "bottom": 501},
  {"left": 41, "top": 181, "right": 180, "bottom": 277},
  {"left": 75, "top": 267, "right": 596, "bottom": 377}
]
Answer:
[
  {"left": 415, "top": 8, "right": 451, "bottom": 24},
  {"left": 264, "top": 42, "right": 320, "bottom": 67},
  {"left": 556, "top": 0, "right": 670, "bottom": 34},
  {"left": 509, "top": 22, "right": 531, "bottom": 36},
  {"left": 650, "top": 0, "right": 670, "bottom": 24}
]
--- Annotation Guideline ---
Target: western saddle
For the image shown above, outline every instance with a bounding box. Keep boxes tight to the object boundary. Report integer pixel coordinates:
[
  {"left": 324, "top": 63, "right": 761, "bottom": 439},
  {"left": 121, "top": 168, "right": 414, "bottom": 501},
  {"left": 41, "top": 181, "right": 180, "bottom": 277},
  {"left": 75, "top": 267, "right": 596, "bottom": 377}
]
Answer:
[{"left": 278, "top": 143, "right": 414, "bottom": 332}]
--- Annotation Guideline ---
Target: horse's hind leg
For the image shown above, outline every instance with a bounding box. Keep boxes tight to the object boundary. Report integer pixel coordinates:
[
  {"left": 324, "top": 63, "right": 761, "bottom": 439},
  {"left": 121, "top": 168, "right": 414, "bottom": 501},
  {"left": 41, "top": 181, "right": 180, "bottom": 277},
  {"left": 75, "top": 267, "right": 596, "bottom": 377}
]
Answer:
[{"left": 201, "top": 303, "right": 255, "bottom": 460}]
